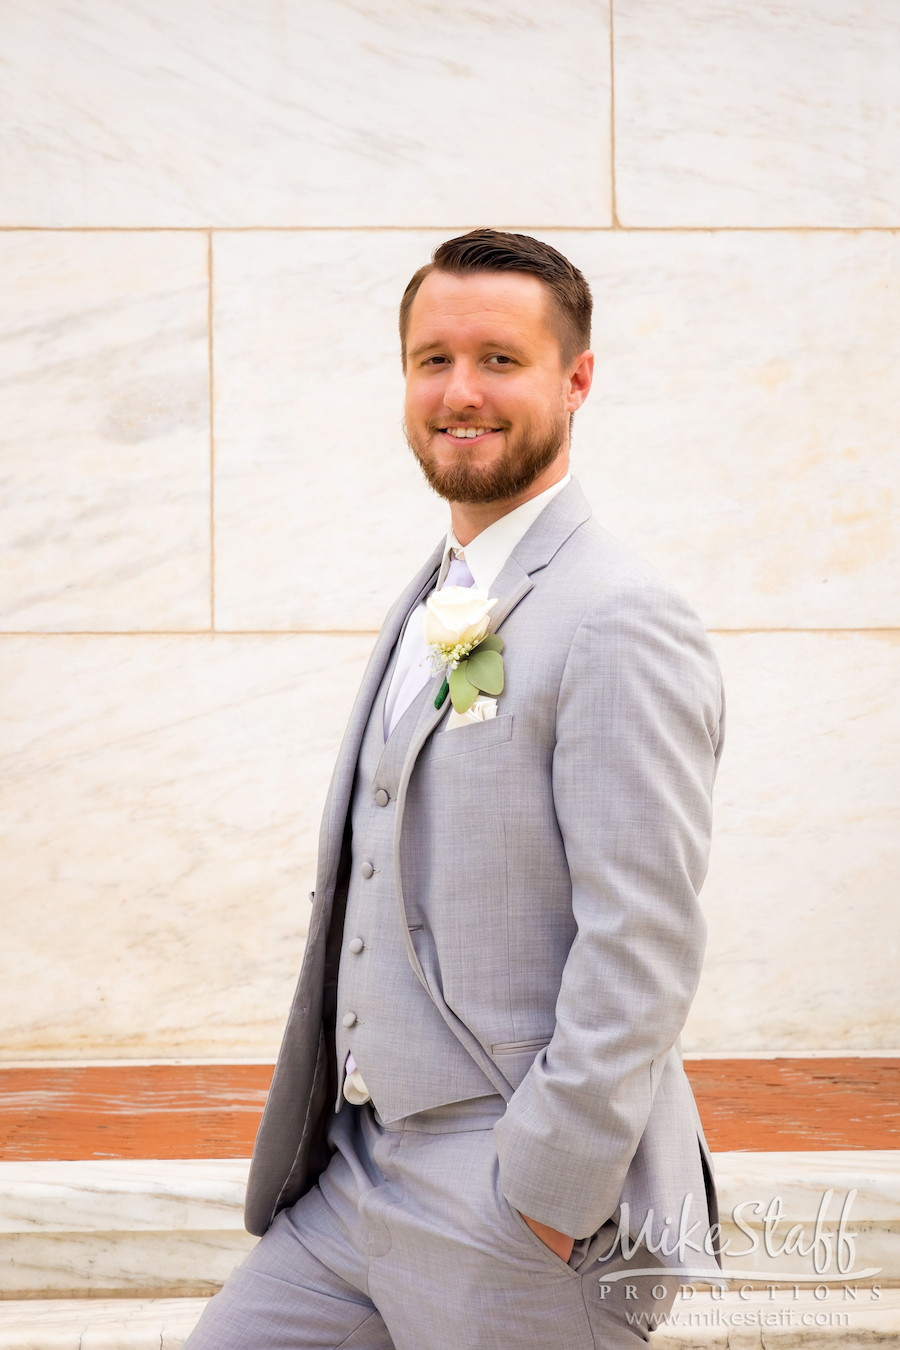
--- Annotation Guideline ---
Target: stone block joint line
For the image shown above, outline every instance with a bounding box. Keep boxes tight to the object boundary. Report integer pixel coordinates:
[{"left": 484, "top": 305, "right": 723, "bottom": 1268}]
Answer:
[
  {"left": 609, "top": 0, "right": 619, "bottom": 229},
  {"left": 207, "top": 229, "right": 216, "bottom": 633}
]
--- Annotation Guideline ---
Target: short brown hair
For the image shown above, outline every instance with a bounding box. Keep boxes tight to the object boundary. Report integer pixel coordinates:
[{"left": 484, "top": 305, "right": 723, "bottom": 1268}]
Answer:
[{"left": 399, "top": 228, "right": 592, "bottom": 370}]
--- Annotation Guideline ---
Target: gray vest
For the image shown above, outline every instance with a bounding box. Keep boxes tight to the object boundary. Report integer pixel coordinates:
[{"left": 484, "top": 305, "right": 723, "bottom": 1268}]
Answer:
[{"left": 334, "top": 650, "right": 496, "bottom": 1122}]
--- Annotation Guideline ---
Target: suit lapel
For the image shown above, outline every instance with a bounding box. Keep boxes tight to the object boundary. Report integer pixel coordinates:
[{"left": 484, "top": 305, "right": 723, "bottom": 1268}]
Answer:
[{"left": 317, "top": 539, "right": 444, "bottom": 895}]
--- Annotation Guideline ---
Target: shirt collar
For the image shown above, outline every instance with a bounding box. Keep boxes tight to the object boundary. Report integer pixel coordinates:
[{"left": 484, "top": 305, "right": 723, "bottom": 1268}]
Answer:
[{"left": 437, "top": 474, "right": 571, "bottom": 592}]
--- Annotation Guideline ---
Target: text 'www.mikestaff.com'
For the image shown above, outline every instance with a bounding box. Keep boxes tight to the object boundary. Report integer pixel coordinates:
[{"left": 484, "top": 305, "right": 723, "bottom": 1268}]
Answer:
[{"left": 624, "top": 1298, "right": 879, "bottom": 1333}]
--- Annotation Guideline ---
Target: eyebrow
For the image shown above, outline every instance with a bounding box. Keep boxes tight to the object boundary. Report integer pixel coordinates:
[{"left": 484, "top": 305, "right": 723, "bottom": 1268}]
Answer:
[{"left": 408, "top": 338, "right": 529, "bottom": 361}]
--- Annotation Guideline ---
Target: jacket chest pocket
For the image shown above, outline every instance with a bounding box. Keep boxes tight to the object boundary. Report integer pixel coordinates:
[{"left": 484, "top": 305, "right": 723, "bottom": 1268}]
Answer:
[
  {"left": 431, "top": 713, "right": 515, "bottom": 759},
  {"left": 489, "top": 1035, "right": 551, "bottom": 1089}
]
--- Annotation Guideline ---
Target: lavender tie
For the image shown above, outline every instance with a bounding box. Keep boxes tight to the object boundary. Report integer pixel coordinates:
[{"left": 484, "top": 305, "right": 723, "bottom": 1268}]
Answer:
[
  {"left": 443, "top": 552, "right": 476, "bottom": 589},
  {"left": 384, "top": 551, "right": 475, "bottom": 738}
]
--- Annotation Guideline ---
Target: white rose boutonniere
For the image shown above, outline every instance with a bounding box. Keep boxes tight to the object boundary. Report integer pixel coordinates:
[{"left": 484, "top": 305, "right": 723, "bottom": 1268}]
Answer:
[{"left": 422, "top": 586, "right": 505, "bottom": 714}]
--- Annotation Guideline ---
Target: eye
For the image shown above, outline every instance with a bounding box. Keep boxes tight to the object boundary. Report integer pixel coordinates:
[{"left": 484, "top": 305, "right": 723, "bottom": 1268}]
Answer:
[
  {"left": 422, "top": 355, "right": 450, "bottom": 366},
  {"left": 486, "top": 354, "right": 515, "bottom": 366}
]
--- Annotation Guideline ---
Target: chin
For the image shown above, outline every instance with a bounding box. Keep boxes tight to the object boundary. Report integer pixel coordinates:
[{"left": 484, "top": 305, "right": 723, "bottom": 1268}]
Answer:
[{"left": 434, "top": 441, "right": 501, "bottom": 470}]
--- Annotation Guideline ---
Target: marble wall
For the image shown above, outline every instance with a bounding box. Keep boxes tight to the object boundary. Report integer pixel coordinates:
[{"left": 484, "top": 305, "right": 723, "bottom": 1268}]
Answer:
[{"left": 1, "top": 0, "right": 897, "bottom": 1057}]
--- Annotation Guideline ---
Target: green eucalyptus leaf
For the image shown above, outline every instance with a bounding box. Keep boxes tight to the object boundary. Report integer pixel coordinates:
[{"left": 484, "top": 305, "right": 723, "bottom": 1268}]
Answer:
[
  {"left": 449, "top": 662, "right": 479, "bottom": 713},
  {"left": 474, "top": 634, "right": 504, "bottom": 654},
  {"left": 465, "top": 648, "right": 504, "bottom": 696}
]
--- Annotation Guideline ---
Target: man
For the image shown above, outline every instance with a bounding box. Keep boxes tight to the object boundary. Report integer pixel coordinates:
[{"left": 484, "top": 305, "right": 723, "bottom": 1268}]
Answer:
[{"left": 186, "top": 230, "right": 725, "bottom": 1349}]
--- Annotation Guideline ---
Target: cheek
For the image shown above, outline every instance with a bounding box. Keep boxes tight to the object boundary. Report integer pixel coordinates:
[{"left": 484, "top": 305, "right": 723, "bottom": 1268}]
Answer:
[
  {"left": 506, "top": 371, "right": 558, "bottom": 408},
  {"left": 502, "top": 384, "right": 555, "bottom": 429},
  {"left": 529, "top": 380, "right": 569, "bottom": 421},
  {"left": 405, "top": 381, "right": 438, "bottom": 423}
]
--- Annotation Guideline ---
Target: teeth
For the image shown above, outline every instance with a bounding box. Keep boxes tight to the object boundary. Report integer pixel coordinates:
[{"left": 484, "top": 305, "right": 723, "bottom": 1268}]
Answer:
[{"left": 446, "top": 427, "right": 494, "bottom": 438}]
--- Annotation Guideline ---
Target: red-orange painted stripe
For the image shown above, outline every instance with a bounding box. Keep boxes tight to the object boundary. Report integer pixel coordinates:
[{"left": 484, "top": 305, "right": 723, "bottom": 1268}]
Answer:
[
  {"left": 0, "top": 1065, "right": 272, "bottom": 1161},
  {"left": 0, "top": 1059, "right": 896, "bottom": 1160},
  {"left": 686, "top": 1057, "right": 900, "bottom": 1151}
]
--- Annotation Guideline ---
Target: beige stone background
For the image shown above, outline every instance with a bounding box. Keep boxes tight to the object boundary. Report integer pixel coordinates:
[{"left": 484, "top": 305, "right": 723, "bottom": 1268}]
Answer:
[{"left": 1, "top": 0, "right": 897, "bottom": 1061}]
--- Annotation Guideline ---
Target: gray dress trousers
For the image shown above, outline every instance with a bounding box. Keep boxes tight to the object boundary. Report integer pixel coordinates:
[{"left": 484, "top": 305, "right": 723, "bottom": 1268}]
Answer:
[{"left": 184, "top": 1094, "right": 678, "bottom": 1350}]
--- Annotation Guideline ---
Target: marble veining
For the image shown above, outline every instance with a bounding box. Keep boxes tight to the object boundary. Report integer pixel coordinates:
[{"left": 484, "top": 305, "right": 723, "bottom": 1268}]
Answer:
[
  {"left": 0, "top": 634, "right": 372, "bottom": 1059},
  {"left": 0, "top": 1160, "right": 248, "bottom": 1233},
  {"left": 0, "top": 0, "right": 609, "bottom": 228},
  {"left": 684, "top": 632, "right": 900, "bottom": 1052},
  {"left": 1, "top": 1232, "right": 254, "bottom": 1299},
  {"left": 0, "top": 1298, "right": 210, "bottom": 1349},
  {"left": 713, "top": 1152, "right": 900, "bottom": 1222},
  {"left": 548, "top": 229, "right": 900, "bottom": 632},
  {"left": 0, "top": 233, "right": 210, "bottom": 631},
  {"left": 615, "top": 0, "right": 900, "bottom": 226},
  {"left": 0, "top": 1161, "right": 252, "bottom": 1297},
  {"left": 713, "top": 1153, "right": 900, "bottom": 1283}
]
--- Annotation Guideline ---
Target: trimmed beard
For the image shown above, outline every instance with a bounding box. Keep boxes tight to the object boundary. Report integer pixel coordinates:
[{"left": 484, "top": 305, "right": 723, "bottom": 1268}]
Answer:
[{"left": 405, "top": 411, "right": 569, "bottom": 505}]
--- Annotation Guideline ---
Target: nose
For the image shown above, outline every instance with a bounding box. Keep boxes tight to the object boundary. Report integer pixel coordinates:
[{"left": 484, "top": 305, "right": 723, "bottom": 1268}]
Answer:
[{"left": 442, "top": 358, "right": 484, "bottom": 412}]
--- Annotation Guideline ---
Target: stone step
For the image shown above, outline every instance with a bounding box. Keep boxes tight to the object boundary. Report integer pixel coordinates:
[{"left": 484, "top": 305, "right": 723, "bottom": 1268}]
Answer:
[
  {"left": 1, "top": 1152, "right": 897, "bottom": 1299},
  {"left": 0, "top": 1298, "right": 209, "bottom": 1349},
  {"left": 0, "top": 1290, "right": 897, "bottom": 1349},
  {"left": 711, "top": 1150, "right": 900, "bottom": 1285},
  {"left": 0, "top": 1160, "right": 254, "bottom": 1299}
]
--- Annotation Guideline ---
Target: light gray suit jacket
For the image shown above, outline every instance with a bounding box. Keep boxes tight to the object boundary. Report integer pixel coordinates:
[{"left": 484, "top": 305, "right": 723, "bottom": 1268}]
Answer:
[{"left": 245, "top": 478, "right": 725, "bottom": 1260}]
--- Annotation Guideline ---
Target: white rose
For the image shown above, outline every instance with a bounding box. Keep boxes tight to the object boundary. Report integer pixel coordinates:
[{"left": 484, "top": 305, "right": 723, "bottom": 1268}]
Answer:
[{"left": 422, "top": 586, "right": 498, "bottom": 650}]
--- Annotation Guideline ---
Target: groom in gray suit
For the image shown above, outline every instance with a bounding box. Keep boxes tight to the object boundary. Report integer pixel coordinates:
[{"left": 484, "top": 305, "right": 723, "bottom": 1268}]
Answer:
[{"left": 186, "top": 230, "right": 725, "bottom": 1349}]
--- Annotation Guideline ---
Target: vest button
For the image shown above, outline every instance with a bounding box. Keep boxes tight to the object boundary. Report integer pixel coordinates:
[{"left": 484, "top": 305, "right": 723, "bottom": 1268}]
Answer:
[
  {"left": 374, "top": 788, "right": 389, "bottom": 807},
  {"left": 348, "top": 937, "right": 364, "bottom": 954},
  {"left": 342, "top": 1011, "right": 357, "bottom": 1028},
  {"left": 360, "top": 861, "right": 374, "bottom": 879}
]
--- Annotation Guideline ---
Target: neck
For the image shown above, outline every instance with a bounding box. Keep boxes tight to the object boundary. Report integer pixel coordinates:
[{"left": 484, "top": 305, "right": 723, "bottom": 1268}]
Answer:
[{"left": 449, "top": 450, "right": 569, "bottom": 548}]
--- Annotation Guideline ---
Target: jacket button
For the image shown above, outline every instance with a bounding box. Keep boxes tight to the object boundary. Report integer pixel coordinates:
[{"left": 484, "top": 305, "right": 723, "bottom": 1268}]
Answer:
[
  {"left": 374, "top": 789, "right": 389, "bottom": 807},
  {"left": 348, "top": 937, "right": 364, "bottom": 954},
  {"left": 360, "top": 861, "right": 374, "bottom": 879},
  {"left": 342, "top": 1011, "right": 357, "bottom": 1028}
]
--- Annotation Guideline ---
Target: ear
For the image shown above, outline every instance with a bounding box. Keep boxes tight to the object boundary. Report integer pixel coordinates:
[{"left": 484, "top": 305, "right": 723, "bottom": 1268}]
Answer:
[{"left": 565, "top": 350, "right": 594, "bottom": 413}]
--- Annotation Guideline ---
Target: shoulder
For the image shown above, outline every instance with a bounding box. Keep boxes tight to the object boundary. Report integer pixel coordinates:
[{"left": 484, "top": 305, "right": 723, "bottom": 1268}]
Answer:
[
  {"left": 551, "top": 518, "right": 722, "bottom": 710},
  {"left": 551, "top": 516, "right": 699, "bottom": 626}
]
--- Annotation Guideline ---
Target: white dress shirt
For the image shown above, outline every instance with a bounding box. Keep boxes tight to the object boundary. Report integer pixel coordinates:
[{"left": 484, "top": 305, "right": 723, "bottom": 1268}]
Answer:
[{"left": 381, "top": 474, "right": 571, "bottom": 740}]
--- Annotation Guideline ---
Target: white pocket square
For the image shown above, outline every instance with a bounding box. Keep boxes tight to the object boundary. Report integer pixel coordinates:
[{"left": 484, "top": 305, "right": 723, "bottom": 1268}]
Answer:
[{"left": 446, "top": 696, "right": 498, "bottom": 731}]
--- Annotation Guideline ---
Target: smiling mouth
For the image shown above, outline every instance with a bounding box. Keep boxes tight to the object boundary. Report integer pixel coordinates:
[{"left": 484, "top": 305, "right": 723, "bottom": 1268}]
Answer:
[{"left": 438, "top": 426, "right": 501, "bottom": 440}]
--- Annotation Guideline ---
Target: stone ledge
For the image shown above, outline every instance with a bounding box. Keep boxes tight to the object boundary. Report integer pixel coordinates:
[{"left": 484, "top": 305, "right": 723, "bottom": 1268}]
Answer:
[
  {"left": 0, "top": 1298, "right": 210, "bottom": 1349},
  {"left": 0, "top": 1160, "right": 248, "bottom": 1233},
  {"left": 714, "top": 1151, "right": 900, "bottom": 1285},
  {"left": 2, "top": 1153, "right": 898, "bottom": 1298},
  {"left": 0, "top": 1161, "right": 254, "bottom": 1299}
]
